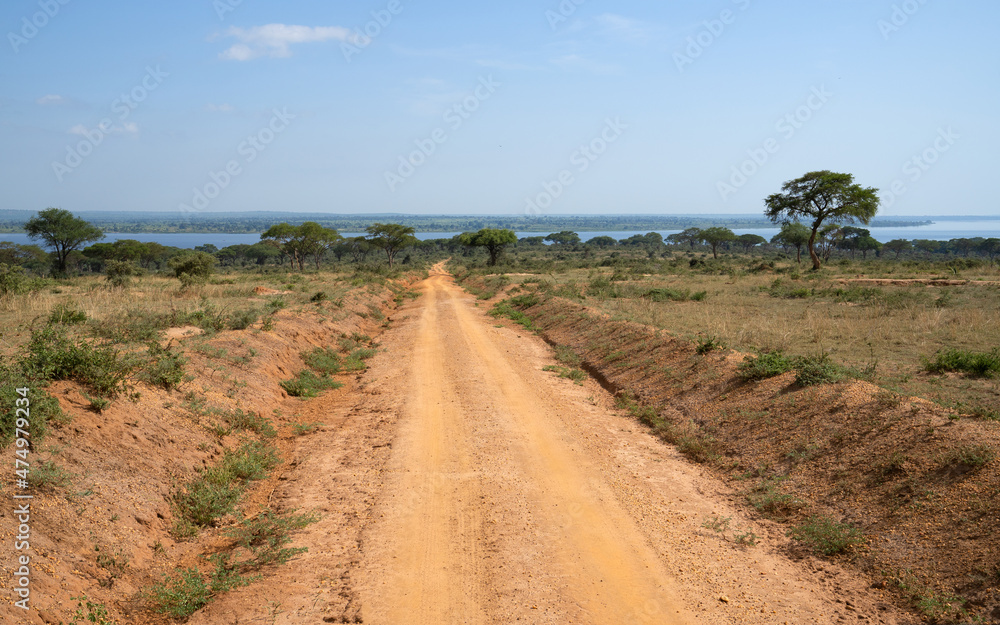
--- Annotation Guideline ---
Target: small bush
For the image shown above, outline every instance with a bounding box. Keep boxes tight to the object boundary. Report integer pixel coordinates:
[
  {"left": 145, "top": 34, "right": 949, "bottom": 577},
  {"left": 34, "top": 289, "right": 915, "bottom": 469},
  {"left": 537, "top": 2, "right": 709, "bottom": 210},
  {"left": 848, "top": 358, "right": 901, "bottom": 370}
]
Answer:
[
  {"left": 738, "top": 351, "right": 795, "bottom": 381},
  {"left": 0, "top": 373, "right": 64, "bottom": 447},
  {"left": 148, "top": 566, "right": 213, "bottom": 618},
  {"left": 542, "top": 365, "right": 586, "bottom": 384},
  {"left": 695, "top": 335, "right": 724, "bottom": 355},
  {"left": 141, "top": 342, "right": 187, "bottom": 390},
  {"left": 173, "top": 477, "right": 241, "bottom": 528},
  {"left": 29, "top": 459, "right": 73, "bottom": 491},
  {"left": 280, "top": 370, "right": 342, "bottom": 398},
  {"left": 48, "top": 304, "right": 87, "bottom": 325},
  {"left": 794, "top": 353, "right": 849, "bottom": 386},
  {"left": 22, "top": 324, "right": 140, "bottom": 399},
  {"left": 227, "top": 308, "right": 260, "bottom": 331},
  {"left": 924, "top": 348, "right": 1000, "bottom": 379},
  {"left": 788, "top": 515, "right": 863, "bottom": 555},
  {"left": 104, "top": 259, "right": 138, "bottom": 288},
  {"left": 168, "top": 252, "right": 215, "bottom": 289},
  {"left": 226, "top": 508, "right": 319, "bottom": 568},
  {"left": 746, "top": 477, "right": 805, "bottom": 518},
  {"left": 646, "top": 287, "right": 691, "bottom": 302},
  {"left": 301, "top": 347, "right": 343, "bottom": 375},
  {"left": 310, "top": 291, "right": 328, "bottom": 302},
  {"left": 225, "top": 409, "right": 276, "bottom": 438}
]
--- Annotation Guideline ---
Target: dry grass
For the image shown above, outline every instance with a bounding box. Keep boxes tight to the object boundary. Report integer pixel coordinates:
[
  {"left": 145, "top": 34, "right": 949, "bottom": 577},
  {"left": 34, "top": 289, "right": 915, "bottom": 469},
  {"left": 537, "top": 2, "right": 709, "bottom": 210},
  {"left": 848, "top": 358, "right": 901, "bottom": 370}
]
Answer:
[{"left": 540, "top": 262, "right": 1000, "bottom": 416}]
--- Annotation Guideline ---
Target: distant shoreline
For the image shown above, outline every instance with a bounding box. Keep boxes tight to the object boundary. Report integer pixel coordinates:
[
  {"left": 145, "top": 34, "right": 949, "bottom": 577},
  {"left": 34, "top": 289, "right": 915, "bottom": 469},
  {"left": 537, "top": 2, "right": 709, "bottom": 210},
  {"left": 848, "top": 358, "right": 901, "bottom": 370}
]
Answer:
[{"left": 0, "top": 212, "right": 946, "bottom": 235}]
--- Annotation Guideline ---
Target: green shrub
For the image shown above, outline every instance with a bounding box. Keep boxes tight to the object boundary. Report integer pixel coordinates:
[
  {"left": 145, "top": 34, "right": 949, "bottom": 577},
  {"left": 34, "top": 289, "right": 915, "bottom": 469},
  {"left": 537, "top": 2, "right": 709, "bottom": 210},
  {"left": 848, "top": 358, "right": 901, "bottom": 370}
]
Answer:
[
  {"left": 104, "top": 259, "right": 138, "bottom": 288},
  {"left": 48, "top": 304, "right": 87, "bottom": 325},
  {"left": 141, "top": 342, "right": 187, "bottom": 390},
  {"left": 280, "top": 370, "right": 342, "bottom": 398},
  {"left": 226, "top": 508, "right": 319, "bottom": 568},
  {"left": 738, "top": 351, "right": 796, "bottom": 381},
  {"left": 646, "top": 287, "right": 691, "bottom": 302},
  {"left": 490, "top": 299, "right": 536, "bottom": 330},
  {"left": 29, "top": 459, "right": 73, "bottom": 490},
  {"left": 794, "top": 353, "right": 850, "bottom": 386},
  {"left": 924, "top": 348, "right": 1000, "bottom": 378},
  {"left": 788, "top": 516, "right": 863, "bottom": 555},
  {"left": 0, "top": 372, "right": 64, "bottom": 447},
  {"left": 173, "top": 477, "right": 241, "bottom": 527},
  {"left": 302, "top": 347, "right": 342, "bottom": 375},
  {"left": 168, "top": 252, "right": 215, "bottom": 289},
  {"left": 224, "top": 409, "right": 276, "bottom": 438},
  {"left": 22, "top": 324, "right": 139, "bottom": 399},
  {"left": 227, "top": 308, "right": 260, "bottom": 331},
  {"left": 148, "top": 567, "right": 212, "bottom": 618},
  {"left": 746, "top": 477, "right": 805, "bottom": 518}
]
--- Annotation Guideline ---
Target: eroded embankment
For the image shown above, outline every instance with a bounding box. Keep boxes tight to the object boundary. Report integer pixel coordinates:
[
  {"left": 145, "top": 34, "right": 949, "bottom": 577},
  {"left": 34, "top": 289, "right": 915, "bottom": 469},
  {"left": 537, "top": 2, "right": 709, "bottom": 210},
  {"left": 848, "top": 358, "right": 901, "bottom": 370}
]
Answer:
[
  {"left": 0, "top": 277, "right": 417, "bottom": 625},
  {"left": 506, "top": 293, "right": 1000, "bottom": 623}
]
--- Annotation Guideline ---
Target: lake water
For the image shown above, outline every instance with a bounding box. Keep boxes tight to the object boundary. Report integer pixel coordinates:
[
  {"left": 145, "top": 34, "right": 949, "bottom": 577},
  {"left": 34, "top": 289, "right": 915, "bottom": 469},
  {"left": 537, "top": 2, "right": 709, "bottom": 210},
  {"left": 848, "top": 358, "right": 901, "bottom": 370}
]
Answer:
[{"left": 1, "top": 220, "right": 997, "bottom": 249}]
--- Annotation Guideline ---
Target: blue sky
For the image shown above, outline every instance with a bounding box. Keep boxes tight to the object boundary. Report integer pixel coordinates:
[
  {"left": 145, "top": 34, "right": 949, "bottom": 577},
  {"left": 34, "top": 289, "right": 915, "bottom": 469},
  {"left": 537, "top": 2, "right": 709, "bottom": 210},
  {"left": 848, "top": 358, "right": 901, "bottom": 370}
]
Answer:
[{"left": 1, "top": 0, "right": 997, "bottom": 217}]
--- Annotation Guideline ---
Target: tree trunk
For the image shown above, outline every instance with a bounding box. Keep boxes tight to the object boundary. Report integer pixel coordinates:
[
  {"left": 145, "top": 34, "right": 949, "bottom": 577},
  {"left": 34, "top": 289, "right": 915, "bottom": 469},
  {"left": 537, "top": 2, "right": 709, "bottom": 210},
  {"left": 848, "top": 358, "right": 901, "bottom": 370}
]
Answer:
[{"left": 807, "top": 228, "right": 821, "bottom": 270}]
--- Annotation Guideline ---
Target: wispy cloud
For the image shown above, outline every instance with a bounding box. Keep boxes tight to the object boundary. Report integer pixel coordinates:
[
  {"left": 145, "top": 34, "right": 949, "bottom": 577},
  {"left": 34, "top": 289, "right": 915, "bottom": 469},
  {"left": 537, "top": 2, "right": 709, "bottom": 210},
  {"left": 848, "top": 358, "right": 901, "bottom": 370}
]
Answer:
[
  {"left": 548, "top": 53, "right": 620, "bottom": 74},
  {"left": 595, "top": 14, "right": 653, "bottom": 43},
  {"left": 69, "top": 122, "right": 138, "bottom": 136},
  {"left": 206, "top": 103, "right": 236, "bottom": 113},
  {"left": 217, "top": 24, "right": 357, "bottom": 61},
  {"left": 36, "top": 94, "right": 67, "bottom": 105}
]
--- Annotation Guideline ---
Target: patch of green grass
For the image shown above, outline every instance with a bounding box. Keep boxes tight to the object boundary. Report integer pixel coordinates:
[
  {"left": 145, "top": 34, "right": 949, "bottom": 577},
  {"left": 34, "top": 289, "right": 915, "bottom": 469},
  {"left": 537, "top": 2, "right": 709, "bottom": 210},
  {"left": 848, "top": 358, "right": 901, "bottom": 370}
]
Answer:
[
  {"left": 29, "top": 459, "right": 73, "bottom": 491},
  {"left": 542, "top": 365, "right": 586, "bottom": 384},
  {"left": 0, "top": 374, "right": 64, "bottom": 447},
  {"left": 67, "top": 595, "right": 115, "bottom": 625},
  {"left": 141, "top": 342, "right": 187, "bottom": 391},
  {"left": 280, "top": 370, "right": 342, "bottom": 398},
  {"left": 787, "top": 515, "right": 863, "bottom": 555},
  {"left": 924, "top": 348, "right": 1000, "bottom": 379},
  {"left": 301, "top": 347, "right": 342, "bottom": 375},
  {"left": 738, "top": 351, "right": 796, "bottom": 381}
]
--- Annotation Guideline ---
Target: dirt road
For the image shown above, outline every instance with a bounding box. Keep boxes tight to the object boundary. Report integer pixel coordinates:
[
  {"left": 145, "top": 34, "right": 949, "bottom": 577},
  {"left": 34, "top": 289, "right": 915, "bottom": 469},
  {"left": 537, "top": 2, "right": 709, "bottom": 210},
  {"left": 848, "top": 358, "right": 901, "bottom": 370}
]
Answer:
[
  {"left": 355, "top": 266, "right": 907, "bottom": 624},
  {"left": 191, "top": 265, "right": 909, "bottom": 624}
]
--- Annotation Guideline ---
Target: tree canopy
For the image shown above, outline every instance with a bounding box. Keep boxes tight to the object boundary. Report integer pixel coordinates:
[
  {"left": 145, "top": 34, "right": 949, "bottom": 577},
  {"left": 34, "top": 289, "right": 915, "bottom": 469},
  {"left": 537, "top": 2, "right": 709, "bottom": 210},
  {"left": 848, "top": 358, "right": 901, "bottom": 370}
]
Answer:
[
  {"left": 699, "top": 227, "right": 736, "bottom": 259},
  {"left": 764, "top": 171, "right": 880, "bottom": 270},
  {"left": 24, "top": 208, "right": 104, "bottom": 276},
  {"left": 544, "top": 231, "right": 581, "bottom": 245},
  {"left": 770, "top": 222, "right": 811, "bottom": 264},
  {"left": 459, "top": 228, "right": 517, "bottom": 266},
  {"left": 366, "top": 223, "right": 417, "bottom": 267}
]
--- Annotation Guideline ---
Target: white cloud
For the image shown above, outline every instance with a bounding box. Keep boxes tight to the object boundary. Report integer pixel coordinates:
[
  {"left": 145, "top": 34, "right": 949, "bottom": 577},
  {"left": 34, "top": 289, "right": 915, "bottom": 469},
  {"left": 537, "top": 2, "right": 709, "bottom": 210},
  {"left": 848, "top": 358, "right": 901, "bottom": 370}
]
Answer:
[
  {"left": 207, "top": 103, "right": 236, "bottom": 113},
  {"left": 36, "top": 94, "right": 66, "bottom": 105},
  {"left": 218, "top": 24, "right": 356, "bottom": 61}
]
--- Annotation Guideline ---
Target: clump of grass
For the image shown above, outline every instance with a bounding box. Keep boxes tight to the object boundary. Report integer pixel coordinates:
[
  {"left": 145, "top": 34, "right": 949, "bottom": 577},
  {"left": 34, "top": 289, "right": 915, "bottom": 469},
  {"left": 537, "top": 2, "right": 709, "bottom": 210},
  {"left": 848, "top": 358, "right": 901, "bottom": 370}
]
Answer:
[
  {"left": 554, "top": 345, "right": 581, "bottom": 367},
  {"left": 490, "top": 295, "right": 538, "bottom": 330},
  {"left": 924, "top": 348, "right": 1000, "bottom": 379},
  {"left": 542, "top": 365, "right": 586, "bottom": 384},
  {"left": 29, "top": 459, "right": 73, "bottom": 491},
  {"left": 224, "top": 409, "right": 276, "bottom": 438},
  {"left": 746, "top": 477, "right": 805, "bottom": 518},
  {"left": 226, "top": 508, "right": 319, "bottom": 568},
  {"left": 695, "top": 335, "right": 725, "bottom": 355},
  {"left": 280, "top": 370, "right": 342, "bottom": 398},
  {"left": 141, "top": 342, "right": 187, "bottom": 391},
  {"left": 738, "top": 351, "right": 796, "bottom": 381},
  {"left": 794, "top": 353, "right": 851, "bottom": 386},
  {"left": 301, "top": 347, "right": 342, "bottom": 375},
  {"left": 942, "top": 444, "right": 995, "bottom": 469},
  {"left": 48, "top": 304, "right": 88, "bottom": 325},
  {"left": 787, "top": 515, "right": 863, "bottom": 555}
]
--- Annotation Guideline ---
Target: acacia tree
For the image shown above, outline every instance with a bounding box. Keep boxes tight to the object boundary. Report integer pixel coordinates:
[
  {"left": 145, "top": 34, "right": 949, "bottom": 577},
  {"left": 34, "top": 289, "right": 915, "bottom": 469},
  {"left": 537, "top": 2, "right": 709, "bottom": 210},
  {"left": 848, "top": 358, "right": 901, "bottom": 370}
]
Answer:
[
  {"left": 24, "top": 208, "right": 104, "bottom": 276},
  {"left": 770, "top": 222, "right": 811, "bottom": 264},
  {"left": 884, "top": 239, "right": 912, "bottom": 259},
  {"left": 544, "top": 231, "right": 581, "bottom": 245},
  {"left": 295, "top": 222, "right": 342, "bottom": 270},
  {"left": 764, "top": 171, "right": 880, "bottom": 270},
  {"left": 699, "top": 227, "right": 736, "bottom": 259},
  {"left": 459, "top": 228, "right": 517, "bottom": 266},
  {"left": 260, "top": 223, "right": 299, "bottom": 267},
  {"left": 737, "top": 233, "right": 767, "bottom": 253},
  {"left": 667, "top": 227, "right": 702, "bottom": 249},
  {"left": 366, "top": 223, "right": 417, "bottom": 268}
]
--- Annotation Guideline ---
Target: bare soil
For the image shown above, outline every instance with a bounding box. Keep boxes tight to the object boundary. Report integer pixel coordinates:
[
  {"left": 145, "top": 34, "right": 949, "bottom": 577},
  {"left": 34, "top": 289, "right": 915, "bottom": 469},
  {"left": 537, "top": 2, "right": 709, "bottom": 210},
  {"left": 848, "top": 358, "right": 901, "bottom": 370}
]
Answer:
[{"left": 3, "top": 265, "right": 971, "bottom": 623}]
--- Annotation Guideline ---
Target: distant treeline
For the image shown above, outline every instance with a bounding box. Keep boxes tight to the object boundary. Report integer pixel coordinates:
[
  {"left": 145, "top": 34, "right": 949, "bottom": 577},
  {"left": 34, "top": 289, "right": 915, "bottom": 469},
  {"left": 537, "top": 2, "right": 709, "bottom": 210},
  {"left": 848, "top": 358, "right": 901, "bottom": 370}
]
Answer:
[{"left": 0, "top": 211, "right": 933, "bottom": 234}]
